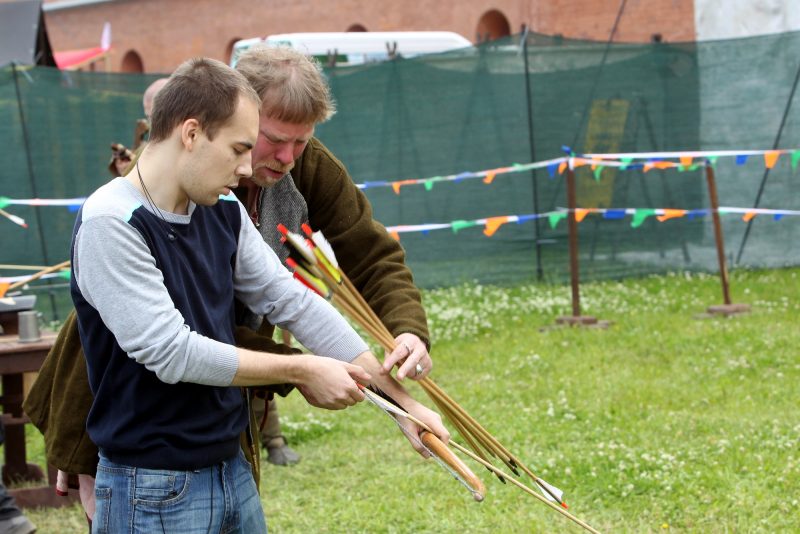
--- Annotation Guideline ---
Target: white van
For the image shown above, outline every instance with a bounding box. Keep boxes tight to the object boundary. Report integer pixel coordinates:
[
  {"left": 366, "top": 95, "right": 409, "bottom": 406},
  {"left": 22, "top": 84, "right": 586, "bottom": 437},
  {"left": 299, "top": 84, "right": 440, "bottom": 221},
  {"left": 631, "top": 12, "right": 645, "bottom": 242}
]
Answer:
[{"left": 230, "top": 31, "right": 472, "bottom": 67}]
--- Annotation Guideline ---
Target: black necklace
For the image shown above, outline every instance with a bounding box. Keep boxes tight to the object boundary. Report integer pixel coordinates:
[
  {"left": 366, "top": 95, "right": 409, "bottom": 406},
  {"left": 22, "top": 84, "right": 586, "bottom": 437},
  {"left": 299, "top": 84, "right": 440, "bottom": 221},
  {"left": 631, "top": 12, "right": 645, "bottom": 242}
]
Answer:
[{"left": 136, "top": 161, "right": 177, "bottom": 241}]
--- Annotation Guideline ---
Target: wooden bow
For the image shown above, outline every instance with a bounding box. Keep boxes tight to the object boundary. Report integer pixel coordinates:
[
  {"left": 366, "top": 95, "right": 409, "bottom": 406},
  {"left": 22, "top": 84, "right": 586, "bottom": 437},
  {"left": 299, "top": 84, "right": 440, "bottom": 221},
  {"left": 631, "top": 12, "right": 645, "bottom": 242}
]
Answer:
[{"left": 359, "top": 383, "right": 485, "bottom": 501}]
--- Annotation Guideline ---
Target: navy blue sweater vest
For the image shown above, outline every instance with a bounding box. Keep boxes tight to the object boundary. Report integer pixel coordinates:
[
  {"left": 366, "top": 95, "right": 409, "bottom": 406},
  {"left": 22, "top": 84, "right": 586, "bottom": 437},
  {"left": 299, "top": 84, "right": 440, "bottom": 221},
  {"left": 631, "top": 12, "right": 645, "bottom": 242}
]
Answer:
[{"left": 71, "top": 198, "right": 248, "bottom": 470}]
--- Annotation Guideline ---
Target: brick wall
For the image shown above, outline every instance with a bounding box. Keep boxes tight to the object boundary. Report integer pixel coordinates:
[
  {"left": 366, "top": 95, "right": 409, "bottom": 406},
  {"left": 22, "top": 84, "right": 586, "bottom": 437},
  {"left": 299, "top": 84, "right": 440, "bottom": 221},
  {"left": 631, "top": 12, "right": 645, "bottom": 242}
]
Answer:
[{"left": 42, "top": 0, "right": 695, "bottom": 73}]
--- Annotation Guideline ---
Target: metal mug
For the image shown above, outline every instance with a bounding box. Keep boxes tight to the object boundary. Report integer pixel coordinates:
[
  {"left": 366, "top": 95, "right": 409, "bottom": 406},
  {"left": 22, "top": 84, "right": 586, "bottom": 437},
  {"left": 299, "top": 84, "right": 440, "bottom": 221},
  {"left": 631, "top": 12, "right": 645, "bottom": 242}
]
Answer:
[{"left": 17, "top": 310, "right": 41, "bottom": 343}]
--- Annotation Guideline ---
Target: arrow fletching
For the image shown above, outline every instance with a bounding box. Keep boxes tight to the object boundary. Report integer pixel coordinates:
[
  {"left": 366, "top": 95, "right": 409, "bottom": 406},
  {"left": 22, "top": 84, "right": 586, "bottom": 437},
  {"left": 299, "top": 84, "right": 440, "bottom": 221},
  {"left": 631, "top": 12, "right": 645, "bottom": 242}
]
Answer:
[
  {"left": 537, "top": 478, "right": 567, "bottom": 508},
  {"left": 286, "top": 258, "right": 331, "bottom": 298},
  {"left": 278, "top": 224, "right": 317, "bottom": 266},
  {"left": 309, "top": 230, "right": 339, "bottom": 269}
]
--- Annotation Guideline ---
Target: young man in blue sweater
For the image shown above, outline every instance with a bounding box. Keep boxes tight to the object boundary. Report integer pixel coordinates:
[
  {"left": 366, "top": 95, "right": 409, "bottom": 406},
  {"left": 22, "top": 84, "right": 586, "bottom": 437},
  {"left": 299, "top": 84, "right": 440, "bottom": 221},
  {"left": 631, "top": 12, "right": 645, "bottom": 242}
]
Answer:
[{"left": 71, "top": 57, "right": 446, "bottom": 533}]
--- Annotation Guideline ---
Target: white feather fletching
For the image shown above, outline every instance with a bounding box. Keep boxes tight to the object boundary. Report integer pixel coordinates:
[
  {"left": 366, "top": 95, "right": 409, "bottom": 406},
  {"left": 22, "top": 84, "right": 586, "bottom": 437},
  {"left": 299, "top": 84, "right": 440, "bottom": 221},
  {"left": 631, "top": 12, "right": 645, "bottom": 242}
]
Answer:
[
  {"left": 537, "top": 478, "right": 564, "bottom": 503},
  {"left": 311, "top": 231, "right": 339, "bottom": 268}
]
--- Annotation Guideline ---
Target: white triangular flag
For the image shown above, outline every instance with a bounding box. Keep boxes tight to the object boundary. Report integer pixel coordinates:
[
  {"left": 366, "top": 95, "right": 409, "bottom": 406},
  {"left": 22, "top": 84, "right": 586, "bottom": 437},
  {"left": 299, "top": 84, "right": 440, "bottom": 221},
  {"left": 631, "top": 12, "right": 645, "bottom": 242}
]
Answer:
[{"left": 100, "top": 22, "right": 112, "bottom": 51}]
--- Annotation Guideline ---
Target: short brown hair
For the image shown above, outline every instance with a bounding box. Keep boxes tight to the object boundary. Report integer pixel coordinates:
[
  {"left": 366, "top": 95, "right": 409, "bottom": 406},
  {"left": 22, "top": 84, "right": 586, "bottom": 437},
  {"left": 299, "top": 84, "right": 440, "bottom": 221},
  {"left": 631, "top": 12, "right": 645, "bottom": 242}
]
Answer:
[
  {"left": 235, "top": 46, "right": 335, "bottom": 125},
  {"left": 149, "top": 57, "right": 260, "bottom": 142}
]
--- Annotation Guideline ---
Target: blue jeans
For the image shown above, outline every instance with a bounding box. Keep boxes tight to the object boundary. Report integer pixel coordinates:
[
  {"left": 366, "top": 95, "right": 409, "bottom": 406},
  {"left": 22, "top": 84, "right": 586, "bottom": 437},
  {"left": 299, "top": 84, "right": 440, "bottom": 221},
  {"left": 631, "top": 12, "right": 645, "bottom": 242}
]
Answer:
[{"left": 92, "top": 450, "right": 266, "bottom": 533}]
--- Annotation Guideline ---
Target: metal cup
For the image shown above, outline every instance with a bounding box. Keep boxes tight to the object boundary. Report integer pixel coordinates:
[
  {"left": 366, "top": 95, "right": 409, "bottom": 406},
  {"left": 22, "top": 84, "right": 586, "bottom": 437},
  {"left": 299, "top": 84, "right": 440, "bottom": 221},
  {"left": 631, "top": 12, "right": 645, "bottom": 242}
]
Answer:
[{"left": 17, "top": 310, "right": 41, "bottom": 343}]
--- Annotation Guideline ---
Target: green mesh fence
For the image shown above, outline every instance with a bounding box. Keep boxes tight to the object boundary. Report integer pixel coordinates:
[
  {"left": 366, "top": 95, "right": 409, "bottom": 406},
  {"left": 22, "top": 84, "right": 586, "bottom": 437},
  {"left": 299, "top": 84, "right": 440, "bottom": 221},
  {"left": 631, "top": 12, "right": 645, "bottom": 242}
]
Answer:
[{"left": 1, "top": 30, "right": 799, "bottom": 321}]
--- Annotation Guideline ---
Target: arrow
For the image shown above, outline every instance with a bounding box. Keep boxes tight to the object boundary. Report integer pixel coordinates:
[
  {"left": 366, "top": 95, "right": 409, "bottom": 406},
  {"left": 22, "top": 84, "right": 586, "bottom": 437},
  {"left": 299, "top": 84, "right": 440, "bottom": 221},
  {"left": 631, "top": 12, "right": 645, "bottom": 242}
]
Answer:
[
  {"left": 279, "top": 224, "right": 601, "bottom": 532},
  {"left": 0, "top": 208, "right": 27, "bottom": 228},
  {"left": 0, "top": 260, "right": 70, "bottom": 298}
]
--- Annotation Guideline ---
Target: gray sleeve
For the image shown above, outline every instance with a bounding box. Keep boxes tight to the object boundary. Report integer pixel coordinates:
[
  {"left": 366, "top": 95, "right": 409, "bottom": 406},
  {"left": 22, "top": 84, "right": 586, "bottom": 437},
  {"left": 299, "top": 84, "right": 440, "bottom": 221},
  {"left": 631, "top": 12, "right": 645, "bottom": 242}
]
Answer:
[
  {"left": 74, "top": 215, "right": 239, "bottom": 386},
  {"left": 232, "top": 203, "right": 368, "bottom": 362}
]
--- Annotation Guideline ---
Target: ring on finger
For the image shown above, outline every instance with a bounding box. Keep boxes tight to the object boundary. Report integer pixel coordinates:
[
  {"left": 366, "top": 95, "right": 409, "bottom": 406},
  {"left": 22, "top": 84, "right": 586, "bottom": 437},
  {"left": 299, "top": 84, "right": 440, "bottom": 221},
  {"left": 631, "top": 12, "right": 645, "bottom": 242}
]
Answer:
[{"left": 415, "top": 363, "right": 424, "bottom": 377}]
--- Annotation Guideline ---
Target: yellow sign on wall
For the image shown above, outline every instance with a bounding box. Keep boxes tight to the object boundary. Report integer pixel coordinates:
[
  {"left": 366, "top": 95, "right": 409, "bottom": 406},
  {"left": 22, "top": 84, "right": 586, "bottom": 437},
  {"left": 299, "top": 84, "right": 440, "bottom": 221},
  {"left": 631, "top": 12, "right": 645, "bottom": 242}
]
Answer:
[{"left": 577, "top": 99, "right": 629, "bottom": 208}]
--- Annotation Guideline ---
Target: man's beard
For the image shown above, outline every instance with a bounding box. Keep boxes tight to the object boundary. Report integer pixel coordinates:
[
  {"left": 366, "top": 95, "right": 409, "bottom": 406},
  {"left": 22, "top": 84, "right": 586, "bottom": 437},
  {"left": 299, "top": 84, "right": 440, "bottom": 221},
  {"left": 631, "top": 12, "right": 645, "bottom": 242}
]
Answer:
[{"left": 253, "top": 159, "right": 294, "bottom": 187}]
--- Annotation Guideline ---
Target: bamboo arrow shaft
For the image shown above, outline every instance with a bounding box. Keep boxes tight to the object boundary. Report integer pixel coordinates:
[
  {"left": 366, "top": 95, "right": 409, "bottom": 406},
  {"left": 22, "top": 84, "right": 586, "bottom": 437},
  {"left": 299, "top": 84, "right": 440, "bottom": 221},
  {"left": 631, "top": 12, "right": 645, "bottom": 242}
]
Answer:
[
  {"left": 7, "top": 260, "right": 70, "bottom": 292},
  {"left": 421, "top": 378, "right": 515, "bottom": 465},
  {"left": 0, "top": 264, "right": 51, "bottom": 271},
  {"left": 450, "top": 442, "right": 601, "bottom": 534},
  {"left": 422, "top": 377, "right": 564, "bottom": 503}
]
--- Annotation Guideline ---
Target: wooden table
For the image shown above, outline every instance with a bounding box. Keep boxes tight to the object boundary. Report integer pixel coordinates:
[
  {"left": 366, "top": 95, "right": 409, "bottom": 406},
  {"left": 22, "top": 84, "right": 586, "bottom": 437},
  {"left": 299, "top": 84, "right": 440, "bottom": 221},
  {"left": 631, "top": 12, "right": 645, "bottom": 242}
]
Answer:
[{"left": 0, "top": 332, "right": 77, "bottom": 508}]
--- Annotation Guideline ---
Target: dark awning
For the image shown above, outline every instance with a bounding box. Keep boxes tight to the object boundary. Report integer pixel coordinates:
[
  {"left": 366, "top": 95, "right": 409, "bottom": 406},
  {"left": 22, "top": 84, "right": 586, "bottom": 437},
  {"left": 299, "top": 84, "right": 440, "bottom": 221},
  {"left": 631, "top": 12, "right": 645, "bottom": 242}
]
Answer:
[{"left": 0, "top": 0, "right": 56, "bottom": 67}]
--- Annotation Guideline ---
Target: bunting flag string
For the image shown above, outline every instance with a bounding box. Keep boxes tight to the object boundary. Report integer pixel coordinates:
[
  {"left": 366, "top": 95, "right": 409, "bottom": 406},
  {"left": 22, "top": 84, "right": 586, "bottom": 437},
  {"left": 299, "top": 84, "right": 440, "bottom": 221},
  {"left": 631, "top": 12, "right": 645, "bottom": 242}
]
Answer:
[
  {"left": 0, "top": 196, "right": 85, "bottom": 228},
  {"left": 0, "top": 196, "right": 86, "bottom": 209},
  {"left": 566, "top": 148, "right": 800, "bottom": 179},
  {"left": 0, "top": 271, "right": 71, "bottom": 284},
  {"left": 1, "top": 148, "right": 798, "bottom": 228},
  {"left": 384, "top": 206, "right": 800, "bottom": 239},
  {"left": 579, "top": 148, "right": 798, "bottom": 161},
  {"left": 361, "top": 147, "right": 799, "bottom": 191},
  {"left": 356, "top": 157, "right": 568, "bottom": 193}
]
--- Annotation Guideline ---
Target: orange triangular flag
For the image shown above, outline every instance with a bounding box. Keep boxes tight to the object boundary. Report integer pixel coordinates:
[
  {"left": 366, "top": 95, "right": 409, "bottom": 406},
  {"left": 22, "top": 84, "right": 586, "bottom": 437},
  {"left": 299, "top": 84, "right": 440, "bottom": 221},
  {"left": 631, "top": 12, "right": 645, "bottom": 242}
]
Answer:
[
  {"left": 0, "top": 282, "right": 9, "bottom": 298},
  {"left": 742, "top": 211, "right": 757, "bottom": 222},
  {"left": 572, "top": 158, "right": 589, "bottom": 168},
  {"left": 680, "top": 156, "right": 693, "bottom": 167},
  {"left": 654, "top": 161, "right": 676, "bottom": 170},
  {"left": 764, "top": 151, "right": 780, "bottom": 169},
  {"left": 482, "top": 171, "right": 496, "bottom": 184},
  {"left": 656, "top": 209, "right": 687, "bottom": 222},
  {"left": 558, "top": 161, "right": 568, "bottom": 174},
  {"left": 391, "top": 180, "right": 416, "bottom": 195},
  {"left": 389, "top": 231, "right": 400, "bottom": 241},
  {"left": 643, "top": 162, "right": 655, "bottom": 172},
  {"left": 483, "top": 216, "right": 510, "bottom": 237},
  {"left": 575, "top": 209, "right": 589, "bottom": 222}
]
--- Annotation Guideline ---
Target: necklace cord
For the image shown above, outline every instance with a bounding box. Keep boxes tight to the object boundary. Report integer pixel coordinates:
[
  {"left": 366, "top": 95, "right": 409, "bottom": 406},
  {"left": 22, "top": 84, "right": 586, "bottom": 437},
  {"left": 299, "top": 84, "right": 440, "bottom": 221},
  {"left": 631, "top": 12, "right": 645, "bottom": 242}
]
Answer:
[{"left": 136, "top": 161, "right": 177, "bottom": 241}]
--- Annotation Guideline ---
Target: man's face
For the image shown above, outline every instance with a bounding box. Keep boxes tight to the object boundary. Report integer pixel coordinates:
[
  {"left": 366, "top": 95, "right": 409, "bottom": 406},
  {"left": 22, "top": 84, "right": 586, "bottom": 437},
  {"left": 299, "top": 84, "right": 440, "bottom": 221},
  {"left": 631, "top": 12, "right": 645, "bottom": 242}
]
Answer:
[
  {"left": 250, "top": 114, "right": 315, "bottom": 188},
  {"left": 181, "top": 96, "right": 259, "bottom": 206}
]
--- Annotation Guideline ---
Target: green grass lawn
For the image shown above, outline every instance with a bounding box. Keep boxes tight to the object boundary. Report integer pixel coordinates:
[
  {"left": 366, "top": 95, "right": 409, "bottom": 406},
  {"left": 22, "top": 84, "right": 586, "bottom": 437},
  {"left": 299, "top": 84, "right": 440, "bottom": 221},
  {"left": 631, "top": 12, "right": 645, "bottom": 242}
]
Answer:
[{"left": 19, "top": 268, "right": 800, "bottom": 533}]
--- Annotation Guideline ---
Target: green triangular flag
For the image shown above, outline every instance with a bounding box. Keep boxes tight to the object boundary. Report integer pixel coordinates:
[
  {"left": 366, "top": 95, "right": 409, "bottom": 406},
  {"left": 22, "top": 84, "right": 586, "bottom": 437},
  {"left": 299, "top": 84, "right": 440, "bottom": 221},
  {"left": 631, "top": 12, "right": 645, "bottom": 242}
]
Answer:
[
  {"left": 548, "top": 212, "right": 568, "bottom": 229},
  {"left": 791, "top": 150, "right": 800, "bottom": 170},
  {"left": 0, "top": 196, "right": 10, "bottom": 210},
  {"left": 631, "top": 209, "right": 656, "bottom": 228},
  {"left": 620, "top": 157, "right": 633, "bottom": 171},
  {"left": 593, "top": 166, "right": 603, "bottom": 181},
  {"left": 423, "top": 180, "right": 434, "bottom": 191}
]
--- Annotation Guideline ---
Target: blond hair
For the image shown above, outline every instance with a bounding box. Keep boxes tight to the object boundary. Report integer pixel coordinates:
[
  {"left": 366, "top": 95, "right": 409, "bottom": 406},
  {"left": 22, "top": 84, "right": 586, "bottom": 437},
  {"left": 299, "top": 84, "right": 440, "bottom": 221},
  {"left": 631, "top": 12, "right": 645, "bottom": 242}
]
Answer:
[
  {"left": 149, "top": 57, "right": 260, "bottom": 143},
  {"left": 235, "top": 46, "right": 336, "bottom": 125}
]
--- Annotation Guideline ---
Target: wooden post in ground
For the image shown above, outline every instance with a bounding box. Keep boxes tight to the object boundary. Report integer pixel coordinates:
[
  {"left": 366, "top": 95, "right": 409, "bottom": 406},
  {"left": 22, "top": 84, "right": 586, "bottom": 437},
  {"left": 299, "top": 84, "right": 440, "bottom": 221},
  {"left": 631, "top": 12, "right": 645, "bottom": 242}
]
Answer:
[
  {"left": 556, "top": 164, "right": 603, "bottom": 327},
  {"left": 704, "top": 161, "right": 750, "bottom": 316}
]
